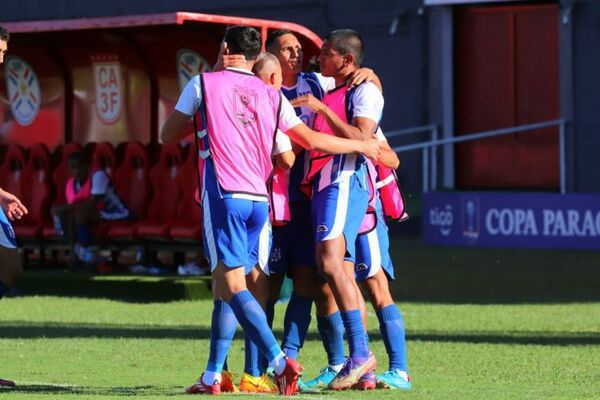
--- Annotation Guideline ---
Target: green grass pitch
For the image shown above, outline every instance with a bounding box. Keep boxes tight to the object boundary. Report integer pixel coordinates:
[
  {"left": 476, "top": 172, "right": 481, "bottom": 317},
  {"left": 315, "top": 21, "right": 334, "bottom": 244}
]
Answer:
[{"left": 1, "top": 294, "right": 600, "bottom": 399}]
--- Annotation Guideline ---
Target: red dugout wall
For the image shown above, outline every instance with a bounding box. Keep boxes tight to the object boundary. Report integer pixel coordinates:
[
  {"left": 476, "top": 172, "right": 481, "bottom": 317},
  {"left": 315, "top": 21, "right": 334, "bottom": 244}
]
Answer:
[
  {"left": 0, "top": 13, "right": 322, "bottom": 148},
  {"left": 454, "top": 4, "right": 559, "bottom": 189}
]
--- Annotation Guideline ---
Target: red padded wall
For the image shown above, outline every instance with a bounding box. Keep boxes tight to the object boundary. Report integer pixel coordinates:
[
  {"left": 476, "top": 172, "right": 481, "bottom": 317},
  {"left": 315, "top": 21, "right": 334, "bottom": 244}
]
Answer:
[{"left": 454, "top": 4, "right": 559, "bottom": 189}]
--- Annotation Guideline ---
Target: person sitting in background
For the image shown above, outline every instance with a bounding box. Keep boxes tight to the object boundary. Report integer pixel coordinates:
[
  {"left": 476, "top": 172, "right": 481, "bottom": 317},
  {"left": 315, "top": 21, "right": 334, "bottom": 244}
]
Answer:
[{"left": 53, "top": 151, "right": 129, "bottom": 271}]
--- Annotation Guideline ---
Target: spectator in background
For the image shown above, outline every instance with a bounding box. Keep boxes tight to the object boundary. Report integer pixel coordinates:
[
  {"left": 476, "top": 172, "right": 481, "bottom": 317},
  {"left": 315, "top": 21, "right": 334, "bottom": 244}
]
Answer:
[{"left": 53, "top": 151, "right": 129, "bottom": 271}]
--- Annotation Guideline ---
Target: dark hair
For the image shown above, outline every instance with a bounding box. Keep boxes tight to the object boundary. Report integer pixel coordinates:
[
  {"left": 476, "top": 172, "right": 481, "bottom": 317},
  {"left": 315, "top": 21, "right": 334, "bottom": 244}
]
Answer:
[
  {"left": 224, "top": 25, "right": 262, "bottom": 60},
  {"left": 265, "top": 29, "right": 293, "bottom": 51},
  {"left": 0, "top": 26, "right": 9, "bottom": 42},
  {"left": 326, "top": 29, "right": 364, "bottom": 66},
  {"left": 68, "top": 151, "right": 89, "bottom": 165}
]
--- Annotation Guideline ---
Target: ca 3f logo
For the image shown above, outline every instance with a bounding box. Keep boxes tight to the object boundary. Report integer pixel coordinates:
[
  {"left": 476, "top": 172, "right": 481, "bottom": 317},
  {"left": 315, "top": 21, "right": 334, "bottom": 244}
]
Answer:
[{"left": 429, "top": 204, "right": 454, "bottom": 236}]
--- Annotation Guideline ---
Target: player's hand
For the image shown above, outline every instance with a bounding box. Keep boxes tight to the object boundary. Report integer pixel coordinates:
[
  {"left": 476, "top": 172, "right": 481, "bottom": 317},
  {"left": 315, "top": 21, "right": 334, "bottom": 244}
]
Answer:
[
  {"left": 0, "top": 188, "right": 28, "bottom": 221},
  {"left": 361, "top": 137, "right": 383, "bottom": 161},
  {"left": 347, "top": 67, "right": 376, "bottom": 88},
  {"left": 213, "top": 41, "right": 246, "bottom": 72},
  {"left": 290, "top": 94, "right": 325, "bottom": 113}
]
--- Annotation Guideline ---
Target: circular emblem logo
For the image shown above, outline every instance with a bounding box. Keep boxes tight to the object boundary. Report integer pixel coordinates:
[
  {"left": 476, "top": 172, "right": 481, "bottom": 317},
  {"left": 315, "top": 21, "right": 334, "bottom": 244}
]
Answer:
[
  {"left": 177, "top": 49, "right": 212, "bottom": 91},
  {"left": 4, "top": 56, "right": 41, "bottom": 126}
]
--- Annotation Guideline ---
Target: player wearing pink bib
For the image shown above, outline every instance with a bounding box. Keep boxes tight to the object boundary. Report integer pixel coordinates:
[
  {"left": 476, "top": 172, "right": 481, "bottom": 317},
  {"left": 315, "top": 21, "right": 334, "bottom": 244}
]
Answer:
[
  {"left": 161, "top": 26, "right": 381, "bottom": 396},
  {"left": 291, "top": 29, "right": 384, "bottom": 391}
]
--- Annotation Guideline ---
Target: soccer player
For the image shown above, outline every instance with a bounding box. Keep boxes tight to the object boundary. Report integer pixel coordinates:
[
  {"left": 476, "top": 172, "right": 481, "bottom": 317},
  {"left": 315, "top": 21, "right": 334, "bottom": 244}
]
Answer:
[
  {"left": 263, "top": 30, "right": 381, "bottom": 376},
  {"left": 310, "top": 132, "right": 412, "bottom": 390},
  {"left": 161, "top": 26, "right": 381, "bottom": 395},
  {"left": 53, "top": 151, "right": 129, "bottom": 271},
  {"left": 290, "top": 29, "right": 384, "bottom": 390},
  {"left": 0, "top": 25, "right": 29, "bottom": 388}
]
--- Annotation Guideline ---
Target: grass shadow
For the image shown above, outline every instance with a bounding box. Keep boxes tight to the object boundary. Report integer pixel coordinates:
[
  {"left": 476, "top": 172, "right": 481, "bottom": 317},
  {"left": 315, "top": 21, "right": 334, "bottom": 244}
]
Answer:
[{"left": 2, "top": 321, "right": 599, "bottom": 346}]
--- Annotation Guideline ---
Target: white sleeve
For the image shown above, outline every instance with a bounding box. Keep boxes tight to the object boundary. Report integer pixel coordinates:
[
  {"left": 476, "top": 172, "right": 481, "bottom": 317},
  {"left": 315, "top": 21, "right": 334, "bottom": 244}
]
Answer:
[
  {"left": 272, "top": 130, "right": 293, "bottom": 156},
  {"left": 376, "top": 127, "right": 387, "bottom": 141},
  {"left": 278, "top": 96, "right": 303, "bottom": 132},
  {"left": 315, "top": 73, "right": 336, "bottom": 92},
  {"left": 175, "top": 75, "right": 203, "bottom": 116},
  {"left": 91, "top": 170, "right": 110, "bottom": 196},
  {"left": 351, "top": 82, "right": 384, "bottom": 123}
]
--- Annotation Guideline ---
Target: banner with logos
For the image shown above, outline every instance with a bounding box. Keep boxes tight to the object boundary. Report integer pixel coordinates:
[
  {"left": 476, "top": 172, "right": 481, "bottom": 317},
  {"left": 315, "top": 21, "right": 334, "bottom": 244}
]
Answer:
[{"left": 423, "top": 192, "right": 600, "bottom": 250}]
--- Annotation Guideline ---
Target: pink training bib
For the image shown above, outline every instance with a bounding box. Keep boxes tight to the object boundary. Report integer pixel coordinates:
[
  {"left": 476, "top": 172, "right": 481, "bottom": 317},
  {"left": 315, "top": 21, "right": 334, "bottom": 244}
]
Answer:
[{"left": 200, "top": 70, "right": 281, "bottom": 198}]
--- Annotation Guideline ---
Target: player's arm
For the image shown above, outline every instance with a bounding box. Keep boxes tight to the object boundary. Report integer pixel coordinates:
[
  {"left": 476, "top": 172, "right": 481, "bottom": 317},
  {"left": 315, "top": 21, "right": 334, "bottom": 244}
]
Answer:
[
  {"left": 279, "top": 95, "right": 380, "bottom": 158},
  {"left": 284, "top": 123, "right": 381, "bottom": 160},
  {"left": 161, "top": 110, "right": 192, "bottom": 144},
  {"left": 378, "top": 139, "right": 400, "bottom": 169},
  {"left": 275, "top": 151, "right": 295, "bottom": 170},
  {"left": 347, "top": 68, "right": 383, "bottom": 92},
  {"left": 161, "top": 76, "right": 201, "bottom": 143},
  {"left": 0, "top": 187, "right": 28, "bottom": 221},
  {"left": 290, "top": 94, "right": 376, "bottom": 141}
]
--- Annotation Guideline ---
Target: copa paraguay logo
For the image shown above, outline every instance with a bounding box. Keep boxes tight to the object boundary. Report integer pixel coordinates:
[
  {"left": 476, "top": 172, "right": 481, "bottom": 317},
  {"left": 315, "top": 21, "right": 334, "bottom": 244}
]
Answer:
[
  {"left": 4, "top": 56, "right": 41, "bottom": 126},
  {"left": 429, "top": 204, "right": 454, "bottom": 236}
]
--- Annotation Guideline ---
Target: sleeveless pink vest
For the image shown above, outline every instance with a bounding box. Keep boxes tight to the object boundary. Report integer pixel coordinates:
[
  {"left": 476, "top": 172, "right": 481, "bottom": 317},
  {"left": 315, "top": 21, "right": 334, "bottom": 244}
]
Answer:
[
  {"left": 376, "top": 164, "right": 409, "bottom": 222},
  {"left": 200, "top": 70, "right": 281, "bottom": 198},
  {"left": 304, "top": 85, "right": 347, "bottom": 185},
  {"left": 66, "top": 168, "right": 99, "bottom": 204}
]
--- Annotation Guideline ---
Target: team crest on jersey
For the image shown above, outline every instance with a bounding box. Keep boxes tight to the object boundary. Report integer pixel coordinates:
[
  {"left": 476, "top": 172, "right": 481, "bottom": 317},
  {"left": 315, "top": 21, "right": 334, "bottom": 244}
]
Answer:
[
  {"left": 355, "top": 263, "right": 368, "bottom": 272},
  {"left": 93, "top": 57, "right": 122, "bottom": 124},
  {"left": 177, "top": 49, "right": 212, "bottom": 91},
  {"left": 233, "top": 86, "right": 257, "bottom": 127},
  {"left": 4, "top": 56, "right": 41, "bottom": 126}
]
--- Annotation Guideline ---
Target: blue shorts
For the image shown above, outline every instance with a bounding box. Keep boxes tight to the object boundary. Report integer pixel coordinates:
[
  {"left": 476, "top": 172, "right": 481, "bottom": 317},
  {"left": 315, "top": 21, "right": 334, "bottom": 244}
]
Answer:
[
  {"left": 269, "top": 201, "right": 315, "bottom": 275},
  {"left": 312, "top": 174, "right": 369, "bottom": 262},
  {"left": 354, "top": 214, "right": 395, "bottom": 282},
  {"left": 0, "top": 209, "right": 17, "bottom": 249},
  {"left": 201, "top": 160, "right": 271, "bottom": 275}
]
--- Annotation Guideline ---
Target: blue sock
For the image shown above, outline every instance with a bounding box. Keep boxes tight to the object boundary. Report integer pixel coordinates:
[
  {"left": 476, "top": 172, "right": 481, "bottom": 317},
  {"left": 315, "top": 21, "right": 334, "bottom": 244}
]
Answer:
[
  {"left": 377, "top": 304, "right": 408, "bottom": 371},
  {"left": 229, "top": 290, "right": 281, "bottom": 362},
  {"left": 207, "top": 300, "right": 238, "bottom": 373},
  {"left": 244, "top": 334, "right": 262, "bottom": 377},
  {"left": 75, "top": 224, "right": 91, "bottom": 246},
  {"left": 0, "top": 280, "right": 8, "bottom": 300},
  {"left": 316, "top": 311, "right": 346, "bottom": 366},
  {"left": 282, "top": 293, "right": 312, "bottom": 360},
  {"left": 340, "top": 309, "right": 369, "bottom": 360},
  {"left": 260, "top": 300, "right": 277, "bottom": 371}
]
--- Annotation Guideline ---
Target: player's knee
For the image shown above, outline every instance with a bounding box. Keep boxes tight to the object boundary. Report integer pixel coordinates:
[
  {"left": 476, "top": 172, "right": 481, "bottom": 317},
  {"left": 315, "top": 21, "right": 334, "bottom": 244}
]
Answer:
[
  {"left": 365, "top": 278, "right": 393, "bottom": 310},
  {"left": 317, "top": 254, "right": 339, "bottom": 278}
]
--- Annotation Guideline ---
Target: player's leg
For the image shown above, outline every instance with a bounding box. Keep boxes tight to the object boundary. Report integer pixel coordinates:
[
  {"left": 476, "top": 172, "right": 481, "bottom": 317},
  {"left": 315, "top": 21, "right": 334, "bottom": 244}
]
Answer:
[
  {"left": 304, "top": 281, "right": 345, "bottom": 388},
  {"left": 0, "top": 209, "right": 20, "bottom": 386},
  {"left": 213, "top": 200, "right": 301, "bottom": 395},
  {"left": 362, "top": 269, "right": 411, "bottom": 390},
  {"left": 280, "top": 202, "right": 317, "bottom": 361},
  {"left": 241, "top": 249, "right": 278, "bottom": 394},
  {"left": 312, "top": 177, "right": 375, "bottom": 389}
]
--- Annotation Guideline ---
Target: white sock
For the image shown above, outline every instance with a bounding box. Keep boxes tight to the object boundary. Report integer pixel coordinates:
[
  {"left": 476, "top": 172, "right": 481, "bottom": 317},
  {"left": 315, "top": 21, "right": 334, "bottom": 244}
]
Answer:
[
  {"left": 270, "top": 352, "right": 287, "bottom": 375},
  {"left": 202, "top": 371, "right": 221, "bottom": 385},
  {"left": 330, "top": 363, "right": 343, "bottom": 373}
]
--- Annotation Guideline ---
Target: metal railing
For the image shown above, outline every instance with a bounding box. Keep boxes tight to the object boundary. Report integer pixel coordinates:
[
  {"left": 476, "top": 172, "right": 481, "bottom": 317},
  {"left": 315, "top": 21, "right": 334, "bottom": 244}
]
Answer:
[{"left": 389, "top": 119, "right": 567, "bottom": 194}]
